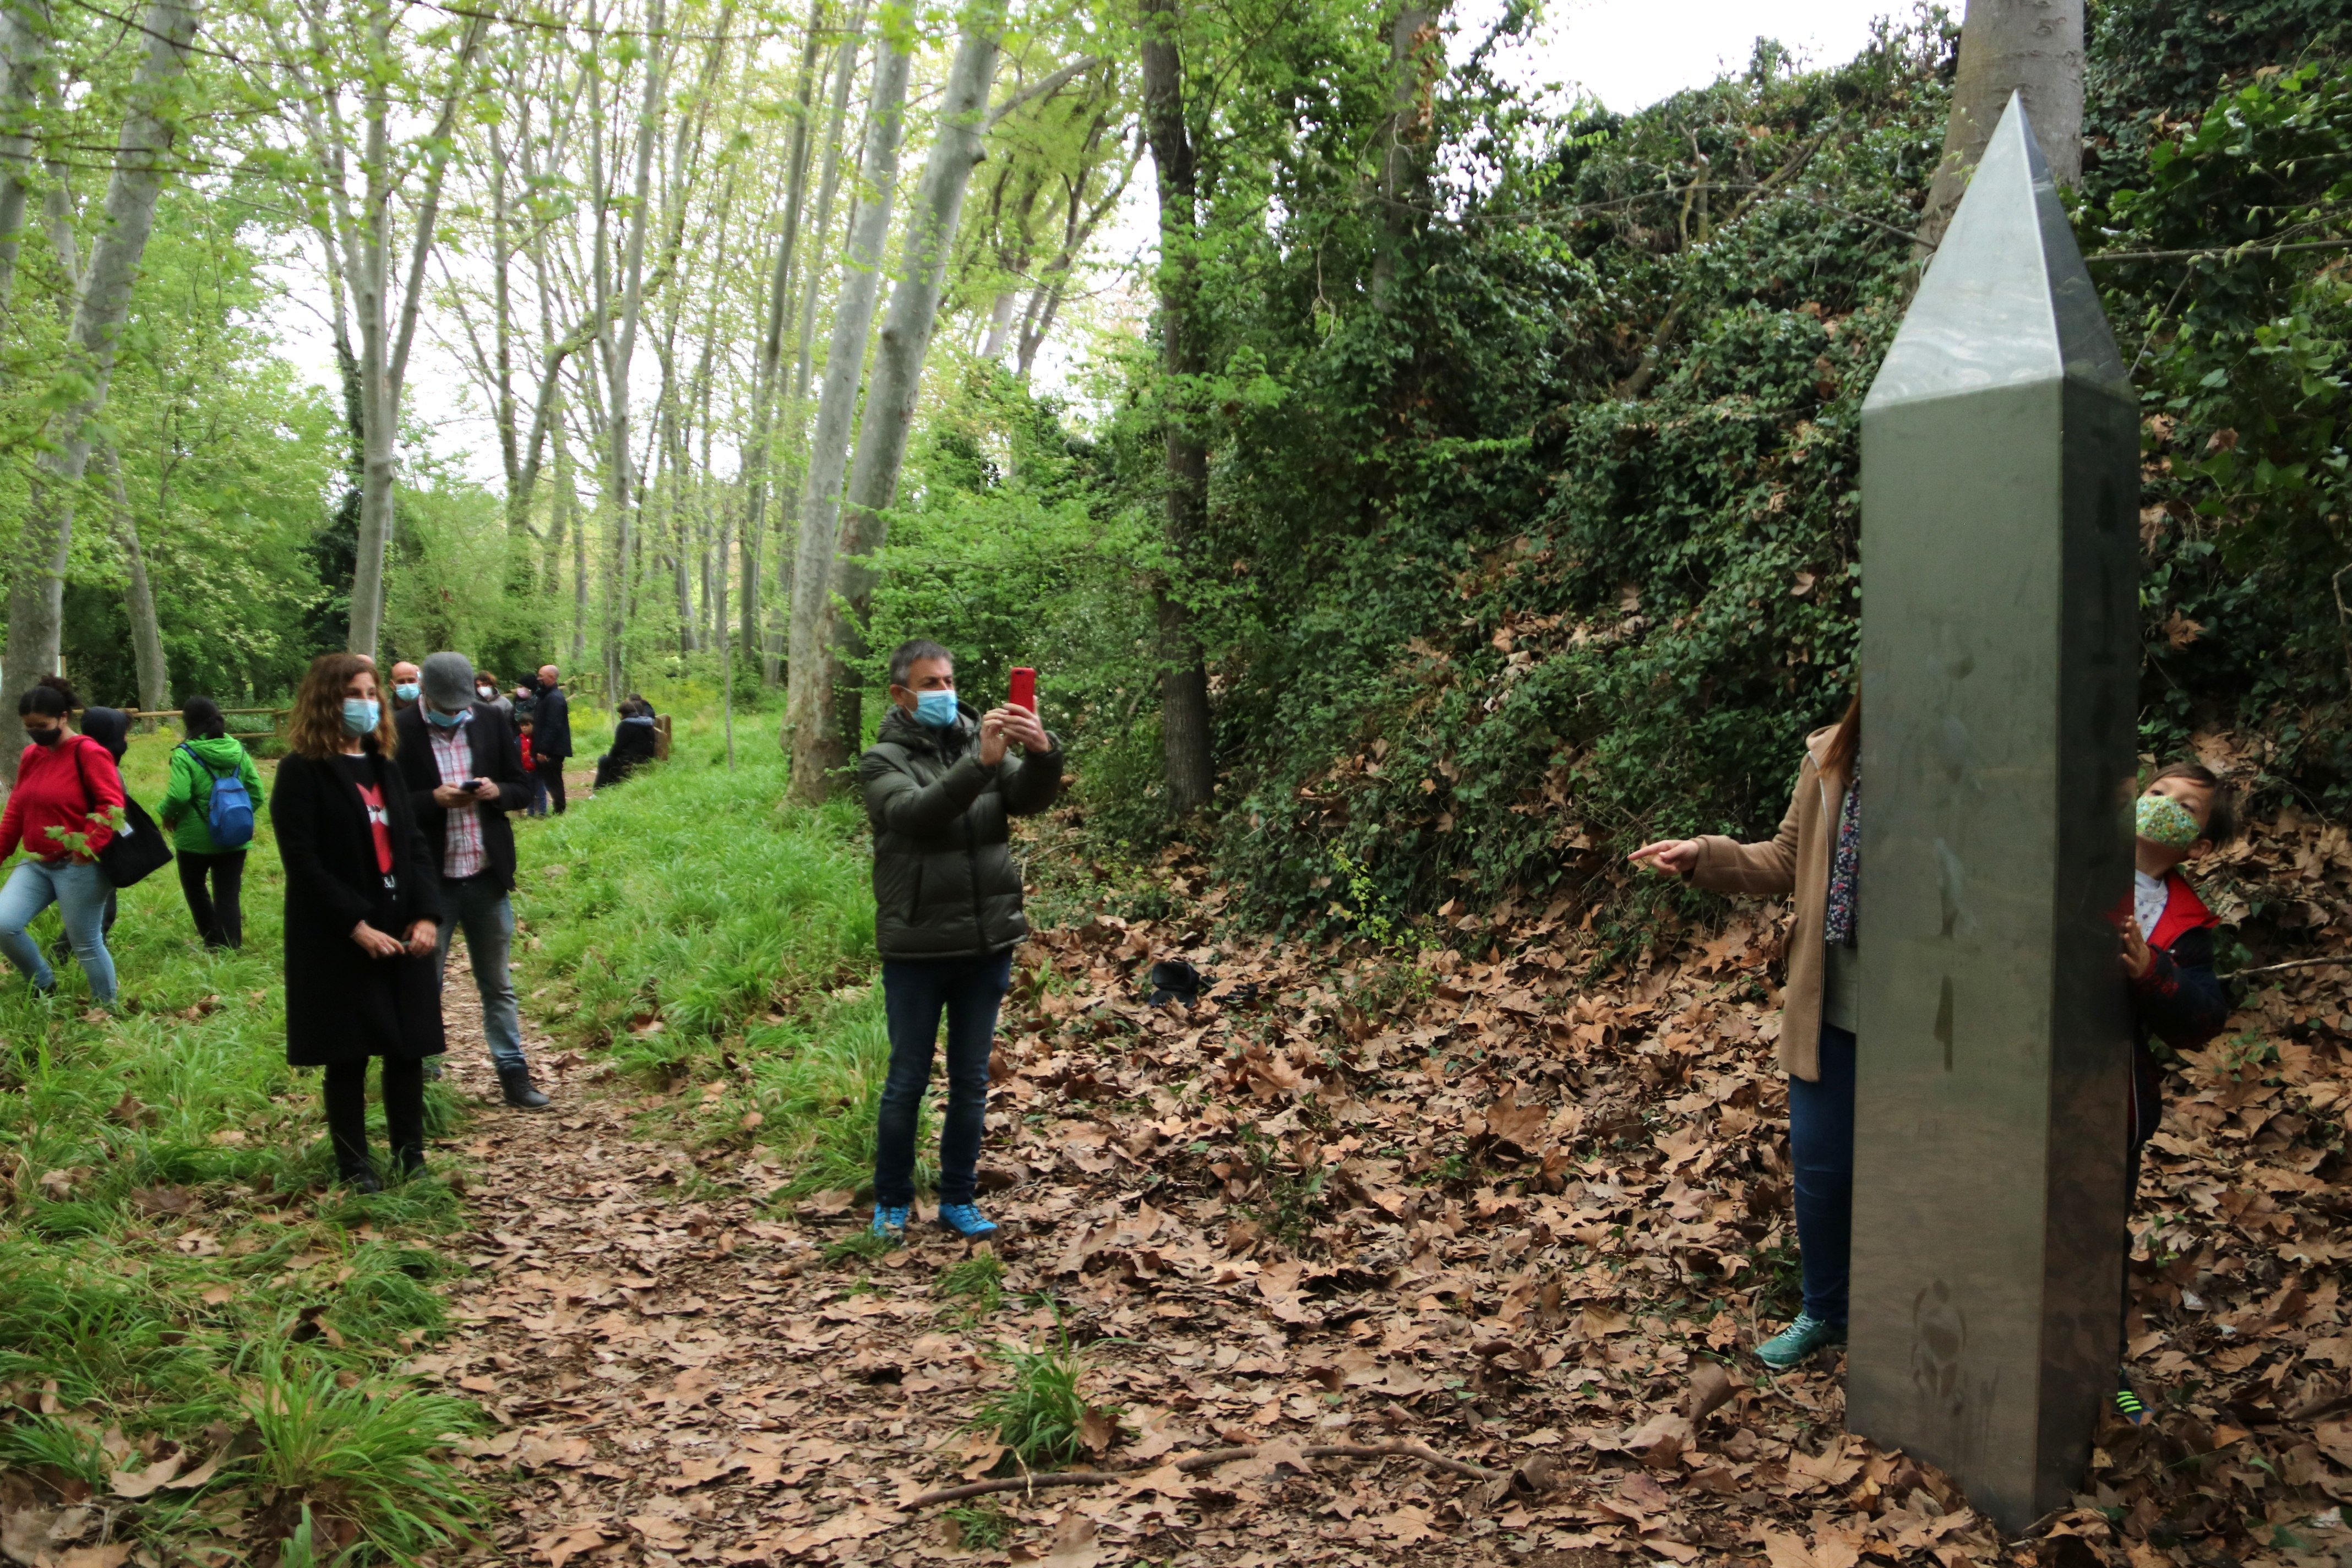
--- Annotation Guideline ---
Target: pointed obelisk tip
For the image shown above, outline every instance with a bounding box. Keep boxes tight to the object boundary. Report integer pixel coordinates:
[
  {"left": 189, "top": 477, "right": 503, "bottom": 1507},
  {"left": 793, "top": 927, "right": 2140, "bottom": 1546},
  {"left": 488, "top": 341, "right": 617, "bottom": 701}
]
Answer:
[{"left": 1861, "top": 85, "right": 2126, "bottom": 408}]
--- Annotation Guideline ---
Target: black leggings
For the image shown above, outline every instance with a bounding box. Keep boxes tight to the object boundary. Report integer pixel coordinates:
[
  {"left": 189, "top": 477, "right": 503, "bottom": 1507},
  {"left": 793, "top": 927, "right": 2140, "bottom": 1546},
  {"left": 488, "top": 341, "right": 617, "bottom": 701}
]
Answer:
[
  {"left": 322, "top": 1058, "right": 426, "bottom": 1176},
  {"left": 177, "top": 849, "right": 246, "bottom": 949}
]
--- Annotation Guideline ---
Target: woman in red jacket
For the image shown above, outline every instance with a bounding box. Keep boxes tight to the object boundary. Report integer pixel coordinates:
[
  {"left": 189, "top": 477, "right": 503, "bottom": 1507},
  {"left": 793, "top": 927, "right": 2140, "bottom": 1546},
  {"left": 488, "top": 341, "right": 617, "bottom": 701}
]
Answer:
[{"left": 0, "top": 684, "right": 123, "bottom": 1005}]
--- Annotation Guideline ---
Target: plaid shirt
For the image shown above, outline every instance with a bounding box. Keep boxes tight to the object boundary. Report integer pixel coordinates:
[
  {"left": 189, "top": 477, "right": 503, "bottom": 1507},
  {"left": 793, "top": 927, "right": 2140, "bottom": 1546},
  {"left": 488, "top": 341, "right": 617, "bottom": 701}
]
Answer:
[{"left": 427, "top": 717, "right": 486, "bottom": 879}]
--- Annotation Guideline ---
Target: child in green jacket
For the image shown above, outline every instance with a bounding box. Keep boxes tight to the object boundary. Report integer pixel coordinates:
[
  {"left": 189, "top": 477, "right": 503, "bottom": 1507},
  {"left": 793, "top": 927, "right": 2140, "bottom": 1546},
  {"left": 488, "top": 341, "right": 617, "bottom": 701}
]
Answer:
[{"left": 158, "top": 696, "right": 264, "bottom": 950}]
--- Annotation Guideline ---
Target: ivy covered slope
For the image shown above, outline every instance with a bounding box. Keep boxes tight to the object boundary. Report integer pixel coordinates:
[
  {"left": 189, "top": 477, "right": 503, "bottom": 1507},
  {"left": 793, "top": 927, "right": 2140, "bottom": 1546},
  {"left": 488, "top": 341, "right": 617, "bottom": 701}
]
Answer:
[{"left": 935, "top": 1, "right": 2350, "bottom": 939}]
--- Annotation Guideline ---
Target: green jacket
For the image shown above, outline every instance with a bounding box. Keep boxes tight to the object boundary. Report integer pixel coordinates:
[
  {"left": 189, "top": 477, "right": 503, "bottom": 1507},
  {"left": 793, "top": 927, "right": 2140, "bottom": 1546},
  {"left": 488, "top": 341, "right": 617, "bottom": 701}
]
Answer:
[
  {"left": 859, "top": 704, "right": 1064, "bottom": 961},
  {"left": 160, "top": 734, "right": 263, "bottom": 854}
]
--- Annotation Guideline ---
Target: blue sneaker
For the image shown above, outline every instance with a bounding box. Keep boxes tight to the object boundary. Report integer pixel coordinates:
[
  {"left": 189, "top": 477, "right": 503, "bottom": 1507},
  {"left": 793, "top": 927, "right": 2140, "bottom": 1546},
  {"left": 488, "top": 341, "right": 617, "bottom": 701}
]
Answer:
[
  {"left": 1756, "top": 1311, "right": 1846, "bottom": 1370},
  {"left": 871, "top": 1204, "right": 910, "bottom": 1239},
  {"left": 937, "top": 1202, "right": 999, "bottom": 1239}
]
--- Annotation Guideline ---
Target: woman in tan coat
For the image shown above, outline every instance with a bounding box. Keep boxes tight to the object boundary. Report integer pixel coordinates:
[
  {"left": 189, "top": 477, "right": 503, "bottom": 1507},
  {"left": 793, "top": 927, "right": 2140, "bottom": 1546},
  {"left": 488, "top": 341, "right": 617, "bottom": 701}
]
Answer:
[{"left": 1631, "top": 694, "right": 1859, "bottom": 1369}]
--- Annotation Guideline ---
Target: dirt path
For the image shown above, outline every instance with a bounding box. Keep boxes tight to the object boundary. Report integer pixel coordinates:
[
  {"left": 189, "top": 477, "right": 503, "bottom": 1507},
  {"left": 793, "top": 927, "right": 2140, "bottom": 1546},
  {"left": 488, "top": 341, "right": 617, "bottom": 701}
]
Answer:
[{"left": 413, "top": 948, "right": 1544, "bottom": 1568}]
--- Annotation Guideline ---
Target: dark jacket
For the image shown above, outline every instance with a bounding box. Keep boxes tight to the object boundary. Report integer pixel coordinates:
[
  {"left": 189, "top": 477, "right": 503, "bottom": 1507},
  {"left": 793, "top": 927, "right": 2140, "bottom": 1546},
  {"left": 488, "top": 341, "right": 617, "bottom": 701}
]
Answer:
[
  {"left": 595, "top": 714, "right": 660, "bottom": 789},
  {"left": 2128, "top": 870, "right": 2230, "bottom": 1148},
  {"left": 533, "top": 682, "right": 573, "bottom": 759},
  {"left": 392, "top": 703, "right": 531, "bottom": 891},
  {"left": 270, "top": 747, "right": 447, "bottom": 1066},
  {"left": 859, "top": 704, "right": 1063, "bottom": 961},
  {"left": 80, "top": 707, "right": 129, "bottom": 760}
]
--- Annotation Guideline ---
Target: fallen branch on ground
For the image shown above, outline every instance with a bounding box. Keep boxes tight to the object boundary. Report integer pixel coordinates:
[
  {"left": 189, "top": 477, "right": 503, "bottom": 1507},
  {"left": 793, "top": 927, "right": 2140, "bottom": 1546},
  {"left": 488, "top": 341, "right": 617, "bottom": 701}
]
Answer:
[
  {"left": 2227, "top": 954, "right": 2352, "bottom": 979},
  {"left": 903, "top": 1440, "right": 1506, "bottom": 1509}
]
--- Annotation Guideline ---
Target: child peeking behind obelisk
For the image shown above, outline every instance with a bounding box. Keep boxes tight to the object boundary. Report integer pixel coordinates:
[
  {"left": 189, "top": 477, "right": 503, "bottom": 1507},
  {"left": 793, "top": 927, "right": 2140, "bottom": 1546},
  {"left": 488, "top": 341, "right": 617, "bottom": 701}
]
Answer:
[{"left": 2114, "top": 763, "right": 2235, "bottom": 1424}]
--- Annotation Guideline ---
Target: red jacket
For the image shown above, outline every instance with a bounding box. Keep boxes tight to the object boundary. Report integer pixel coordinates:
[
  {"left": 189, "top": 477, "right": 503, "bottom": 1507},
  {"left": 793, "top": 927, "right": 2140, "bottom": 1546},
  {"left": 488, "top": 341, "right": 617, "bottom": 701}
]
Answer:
[{"left": 0, "top": 734, "right": 122, "bottom": 861}]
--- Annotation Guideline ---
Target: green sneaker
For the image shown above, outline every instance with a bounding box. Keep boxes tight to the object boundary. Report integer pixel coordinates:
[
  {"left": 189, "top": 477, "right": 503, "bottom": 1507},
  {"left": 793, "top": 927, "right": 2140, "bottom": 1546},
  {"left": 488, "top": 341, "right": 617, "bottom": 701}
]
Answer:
[
  {"left": 1757, "top": 1312, "right": 1846, "bottom": 1370},
  {"left": 2113, "top": 1385, "right": 2149, "bottom": 1426}
]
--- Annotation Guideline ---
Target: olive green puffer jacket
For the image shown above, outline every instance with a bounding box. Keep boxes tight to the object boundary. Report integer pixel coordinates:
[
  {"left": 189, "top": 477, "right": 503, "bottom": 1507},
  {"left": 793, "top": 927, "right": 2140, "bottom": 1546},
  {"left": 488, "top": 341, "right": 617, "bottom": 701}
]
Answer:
[{"left": 859, "top": 704, "right": 1064, "bottom": 961}]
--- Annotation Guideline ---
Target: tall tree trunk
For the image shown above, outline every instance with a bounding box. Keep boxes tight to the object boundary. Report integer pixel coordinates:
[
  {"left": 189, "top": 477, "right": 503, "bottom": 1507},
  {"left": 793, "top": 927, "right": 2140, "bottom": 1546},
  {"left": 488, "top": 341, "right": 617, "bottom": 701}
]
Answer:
[
  {"left": 1370, "top": 2, "right": 1440, "bottom": 309},
  {"left": 0, "top": 0, "right": 50, "bottom": 317},
  {"left": 343, "top": 5, "right": 489, "bottom": 657},
  {"left": 790, "top": 4, "right": 869, "bottom": 417},
  {"left": 780, "top": 31, "right": 910, "bottom": 771},
  {"left": 600, "top": 0, "right": 668, "bottom": 693},
  {"left": 0, "top": 0, "right": 195, "bottom": 777},
  {"left": 741, "top": 2, "right": 825, "bottom": 683},
  {"left": 97, "top": 445, "right": 167, "bottom": 712},
  {"left": 1914, "top": 0, "right": 2083, "bottom": 252},
  {"left": 1139, "top": 0, "right": 1213, "bottom": 817},
  {"left": 796, "top": 11, "right": 1002, "bottom": 798}
]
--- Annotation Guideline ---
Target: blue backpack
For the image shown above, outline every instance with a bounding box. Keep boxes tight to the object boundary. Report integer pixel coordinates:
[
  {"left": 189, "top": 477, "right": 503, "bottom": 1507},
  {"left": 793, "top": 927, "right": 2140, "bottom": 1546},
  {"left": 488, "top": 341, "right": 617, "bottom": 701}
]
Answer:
[{"left": 181, "top": 743, "right": 254, "bottom": 850}]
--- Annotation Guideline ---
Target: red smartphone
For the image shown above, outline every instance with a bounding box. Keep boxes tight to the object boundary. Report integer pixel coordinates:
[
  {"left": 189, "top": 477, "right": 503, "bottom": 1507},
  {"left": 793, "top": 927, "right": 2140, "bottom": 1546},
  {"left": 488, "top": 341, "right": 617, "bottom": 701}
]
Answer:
[{"left": 1009, "top": 667, "right": 1036, "bottom": 712}]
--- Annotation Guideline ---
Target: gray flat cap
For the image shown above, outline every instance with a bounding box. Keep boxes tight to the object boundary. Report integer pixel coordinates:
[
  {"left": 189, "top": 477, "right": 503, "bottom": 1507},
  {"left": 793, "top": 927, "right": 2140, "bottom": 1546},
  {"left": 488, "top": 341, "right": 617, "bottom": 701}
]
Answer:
[{"left": 421, "top": 651, "right": 476, "bottom": 712}]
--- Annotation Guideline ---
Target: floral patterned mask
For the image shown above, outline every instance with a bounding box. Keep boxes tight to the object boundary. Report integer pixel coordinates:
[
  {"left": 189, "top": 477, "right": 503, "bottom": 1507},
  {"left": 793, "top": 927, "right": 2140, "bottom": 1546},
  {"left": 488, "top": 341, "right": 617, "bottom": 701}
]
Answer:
[{"left": 2136, "top": 792, "right": 2204, "bottom": 850}]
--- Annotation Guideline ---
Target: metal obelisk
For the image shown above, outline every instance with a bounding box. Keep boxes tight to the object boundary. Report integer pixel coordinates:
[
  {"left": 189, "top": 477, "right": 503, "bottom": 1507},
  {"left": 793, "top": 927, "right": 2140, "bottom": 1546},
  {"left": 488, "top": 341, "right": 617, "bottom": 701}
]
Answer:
[{"left": 1849, "top": 94, "right": 2139, "bottom": 1533}]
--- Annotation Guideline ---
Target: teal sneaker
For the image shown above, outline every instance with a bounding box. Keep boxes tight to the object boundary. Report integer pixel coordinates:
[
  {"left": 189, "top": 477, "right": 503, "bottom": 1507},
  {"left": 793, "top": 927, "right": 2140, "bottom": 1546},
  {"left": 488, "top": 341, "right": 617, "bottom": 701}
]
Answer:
[
  {"left": 871, "top": 1204, "right": 910, "bottom": 1239},
  {"left": 937, "top": 1202, "right": 999, "bottom": 1239},
  {"left": 2114, "top": 1385, "right": 2149, "bottom": 1426},
  {"left": 1757, "top": 1312, "right": 1846, "bottom": 1370}
]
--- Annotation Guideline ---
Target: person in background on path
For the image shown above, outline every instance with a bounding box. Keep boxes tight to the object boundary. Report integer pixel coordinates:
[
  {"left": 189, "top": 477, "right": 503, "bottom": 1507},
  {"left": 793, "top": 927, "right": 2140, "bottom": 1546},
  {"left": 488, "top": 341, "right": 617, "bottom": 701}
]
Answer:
[
  {"left": 159, "top": 696, "right": 263, "bottom": 950},
  {"left": 518, "top": 716, "right": 548, "bottom": 818},
  {"left": 1630, "top": 691, "right": 1860, "bottom": 1371},
  {"left": 511, "top": 681, "right": 537, "bottom": 726},
  {"left": 593, "top": 698, "right": 660, "bottom": 790},
  {"left": 394, "top": 651, "right": 549, "bottom": 1110},
  {"left": 0, "top": 684, "right": 123, "bottom": 1006},
  {"left": 862, "top": 639, "right": 1063, "bottom": 1241},
  {"left": 270, "top": 654, "right": 444, "bottom": 1191},
  {"left": 531, "top": 664, "right": 571, "bottom": 815},
  {"left": 475, "top": 672, "right": 514, "bottom": 721},
  {"left": 2114, "top": 764, "right": 2234, "bottom": 1423},
  {"left": 73, "top": 695, "right": 132, "bottom": 946},
  {"left": 389, "top": 660, "right": 422, "bottom": 714}
]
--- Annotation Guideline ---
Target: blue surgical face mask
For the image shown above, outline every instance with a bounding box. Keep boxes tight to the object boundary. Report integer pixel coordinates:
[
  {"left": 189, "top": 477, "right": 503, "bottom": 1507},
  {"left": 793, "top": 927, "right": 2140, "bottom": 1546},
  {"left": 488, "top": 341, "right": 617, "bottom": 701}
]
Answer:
[
  {"left": 426, "top": 705, "right": 469, "bottom": 728},
  {"left": 913, "top": 689, "right": 959, "bottom": 729},
  {"left": 394, "top": 682, "right": 420, "bottom": 703},
  {"left": 342, "top": 698, "right": 380, "bottom": 737}
]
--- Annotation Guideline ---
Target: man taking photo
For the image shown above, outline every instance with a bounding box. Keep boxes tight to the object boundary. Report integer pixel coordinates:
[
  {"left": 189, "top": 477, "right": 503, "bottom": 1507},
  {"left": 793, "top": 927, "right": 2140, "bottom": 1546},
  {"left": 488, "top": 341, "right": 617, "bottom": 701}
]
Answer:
[
  {"left": 861, "top": 640, "right": 1061, "bottom": 1241},
  {"left": 395, "top": 652, "right": 552, "bottom": 1110}
]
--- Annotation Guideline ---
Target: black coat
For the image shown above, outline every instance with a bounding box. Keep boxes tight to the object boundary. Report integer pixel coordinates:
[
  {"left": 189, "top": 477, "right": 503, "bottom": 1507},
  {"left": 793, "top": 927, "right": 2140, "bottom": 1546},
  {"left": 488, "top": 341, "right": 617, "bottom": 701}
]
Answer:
[
  {"left": 859, "top": 704, "right": 1062, "bottom": 961},
  {"left": 270, "top": 747, "right": 447, "bottom": 1066},
  {"left": 532, "top": 682, "right": 573, "bottom": 759},
  {"left": 392, "top": 703, "right": 531, "bottom": 891},
  {"left": 595, "top": 715, "right": 659, "bottom": 788}
]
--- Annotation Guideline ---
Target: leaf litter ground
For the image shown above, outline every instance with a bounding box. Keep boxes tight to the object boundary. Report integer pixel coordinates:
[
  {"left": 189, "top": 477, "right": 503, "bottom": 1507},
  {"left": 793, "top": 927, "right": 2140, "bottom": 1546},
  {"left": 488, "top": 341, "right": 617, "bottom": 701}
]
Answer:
[{"left": 423, "top": 805, "right": 2352, "bottom": 1568}]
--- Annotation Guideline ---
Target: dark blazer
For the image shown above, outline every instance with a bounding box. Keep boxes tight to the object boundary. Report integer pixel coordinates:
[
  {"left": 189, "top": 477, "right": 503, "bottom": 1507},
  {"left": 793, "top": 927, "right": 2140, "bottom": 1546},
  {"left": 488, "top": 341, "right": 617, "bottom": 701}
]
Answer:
[
  {"left": 859, "top": 704, "right": 1063, "bottom": 961},
  {"left": 533, "top": 682, "right": 573, "bottom": 759},
  {"left": 393, "top": 703, "right": 531, "bottom": 892},
  {"left": 269, "top": 747, "right": 447, "bottom": 1066}
]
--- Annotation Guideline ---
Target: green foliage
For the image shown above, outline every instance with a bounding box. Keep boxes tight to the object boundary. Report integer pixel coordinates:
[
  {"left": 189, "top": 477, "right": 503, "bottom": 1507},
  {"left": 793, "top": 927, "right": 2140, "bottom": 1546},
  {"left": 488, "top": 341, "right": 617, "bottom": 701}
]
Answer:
[
  {"left": 943, "top": 1501, "right": 1016, "bottom": 1550},
  {"left": 246, "top": 1363, "right": 481, "bottom": 1554},
  {"left": 969, "top": 1311, "right": 1115, "bottom": 1471}
]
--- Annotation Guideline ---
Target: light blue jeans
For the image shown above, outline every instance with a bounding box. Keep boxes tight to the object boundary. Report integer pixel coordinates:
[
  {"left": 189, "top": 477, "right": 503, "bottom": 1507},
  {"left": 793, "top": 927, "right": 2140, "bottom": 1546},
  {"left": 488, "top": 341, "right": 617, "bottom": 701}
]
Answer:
[
  {"left": 0, "top": 858, "right": 117, "bottom": 1003},
  {"left": 431, "top": 874, "right": 526, "bottom": 1071}
]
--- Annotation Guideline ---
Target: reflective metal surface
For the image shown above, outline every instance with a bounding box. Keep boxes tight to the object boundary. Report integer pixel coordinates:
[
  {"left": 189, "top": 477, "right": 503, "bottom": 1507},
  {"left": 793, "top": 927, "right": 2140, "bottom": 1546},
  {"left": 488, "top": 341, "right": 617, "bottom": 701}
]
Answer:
[{"left": 1850, "top": 93, "right": 2139, "bottom": 1534}]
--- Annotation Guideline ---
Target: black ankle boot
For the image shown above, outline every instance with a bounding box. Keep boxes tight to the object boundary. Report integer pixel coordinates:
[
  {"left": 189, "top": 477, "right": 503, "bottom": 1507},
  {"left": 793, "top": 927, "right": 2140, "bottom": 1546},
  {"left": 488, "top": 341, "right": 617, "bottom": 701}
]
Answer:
[
  {"left": 497, "top": 1064, "right": 551, "bottom": 1110},
  {"left": 395, "top": 1144, "right": 427, "bottom": 1178},
  {"left": 340, "top": 1162, "right": 383, "bottom": 1195}
]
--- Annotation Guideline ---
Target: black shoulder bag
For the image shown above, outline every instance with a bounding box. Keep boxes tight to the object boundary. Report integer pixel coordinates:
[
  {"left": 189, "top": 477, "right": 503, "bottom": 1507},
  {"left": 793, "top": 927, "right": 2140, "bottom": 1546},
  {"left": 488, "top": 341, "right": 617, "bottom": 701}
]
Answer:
[{"left": 70, "top": 738, "right": 172, "bottom": 888}]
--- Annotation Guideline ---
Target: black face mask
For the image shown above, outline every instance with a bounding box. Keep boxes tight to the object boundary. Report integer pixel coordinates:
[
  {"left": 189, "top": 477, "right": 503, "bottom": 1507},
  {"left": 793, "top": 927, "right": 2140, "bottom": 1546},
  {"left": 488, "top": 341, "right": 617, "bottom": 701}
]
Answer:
[{"left": 28, "top": 726, "right": 62, "bottom": 747}]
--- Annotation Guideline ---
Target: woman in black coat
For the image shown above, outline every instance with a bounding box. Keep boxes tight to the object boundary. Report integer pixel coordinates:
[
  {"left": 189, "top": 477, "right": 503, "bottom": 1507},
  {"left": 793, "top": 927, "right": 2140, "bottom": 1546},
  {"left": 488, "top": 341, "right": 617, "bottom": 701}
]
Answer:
[{"left": 269, "top": 654, "right": 444, "bottom": 1191}]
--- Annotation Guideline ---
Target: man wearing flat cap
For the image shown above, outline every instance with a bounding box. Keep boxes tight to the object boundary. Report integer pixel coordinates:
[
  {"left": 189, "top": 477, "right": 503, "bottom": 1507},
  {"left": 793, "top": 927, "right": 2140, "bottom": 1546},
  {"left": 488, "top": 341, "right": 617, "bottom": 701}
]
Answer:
[{"left": 393, "top": 651, "right": 551, "bottom": 1109}]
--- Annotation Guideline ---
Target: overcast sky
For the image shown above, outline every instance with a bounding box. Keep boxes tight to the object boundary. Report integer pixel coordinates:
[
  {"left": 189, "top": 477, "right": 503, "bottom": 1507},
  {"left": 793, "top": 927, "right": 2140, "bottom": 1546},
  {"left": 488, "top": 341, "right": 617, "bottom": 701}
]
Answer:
[{"left": 1497, "top": 0, "right": 1915, "bottom": 113}]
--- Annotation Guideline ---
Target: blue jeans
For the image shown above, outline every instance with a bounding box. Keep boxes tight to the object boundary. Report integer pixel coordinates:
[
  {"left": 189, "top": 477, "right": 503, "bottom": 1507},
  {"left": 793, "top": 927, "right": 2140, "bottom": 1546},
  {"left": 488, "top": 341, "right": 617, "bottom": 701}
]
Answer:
[
  {"left": 1789, "top": 1023, "right": 1856, "bottom": 1324},
  {"left": 874, "top": 951, "right": 1012, "bottom": 1208},
  {"left": 431, "top": 874, "right": 526, "bottom": 1071},
  {"left": 524, "top": 767, "right": 548, "bottom": 818},
  {"left": 0, "top": 858, "right": 116, "bottom": 1003}
]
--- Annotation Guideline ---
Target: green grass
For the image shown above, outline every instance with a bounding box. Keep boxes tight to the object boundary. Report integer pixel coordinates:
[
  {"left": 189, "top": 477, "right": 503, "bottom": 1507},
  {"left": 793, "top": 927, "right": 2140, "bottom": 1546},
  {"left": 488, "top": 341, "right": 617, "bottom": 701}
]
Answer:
[
  {"left": 970, "top": 1311, "right": 1120, "bottom": 1471},
  {"left": 0, "top": 724, "right": 482, "bottom": 1560},
  {"left": 511, "top": 742, "right": 950, "bottom": 1196},
  {"left": 936, "top": 1252, "right": 1005, "bottom": 1320}
]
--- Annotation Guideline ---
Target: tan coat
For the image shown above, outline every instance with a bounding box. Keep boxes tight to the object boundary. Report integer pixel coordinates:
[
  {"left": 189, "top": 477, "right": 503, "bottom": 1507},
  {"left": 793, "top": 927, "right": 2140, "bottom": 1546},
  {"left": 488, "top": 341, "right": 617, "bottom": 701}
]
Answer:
[{"left": 1687, "top": 725, "right": 1846, "bottom": 1082}]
